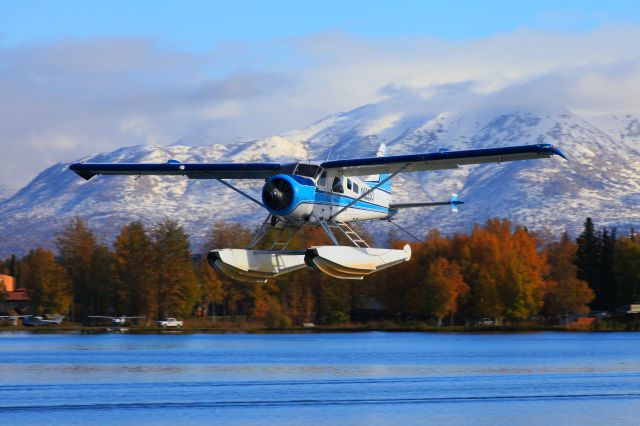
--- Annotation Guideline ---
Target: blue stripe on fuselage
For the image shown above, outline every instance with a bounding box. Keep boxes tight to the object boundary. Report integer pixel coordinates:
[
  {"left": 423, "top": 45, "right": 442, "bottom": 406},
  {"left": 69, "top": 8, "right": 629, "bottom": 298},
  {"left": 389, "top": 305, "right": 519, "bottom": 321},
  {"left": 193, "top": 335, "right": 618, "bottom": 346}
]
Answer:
[
  {"left": 314, "top": 190, "right": 390, "bottom": 213},
  {"left": 277, "top": 188, "right": 393, "bottom": 215}
]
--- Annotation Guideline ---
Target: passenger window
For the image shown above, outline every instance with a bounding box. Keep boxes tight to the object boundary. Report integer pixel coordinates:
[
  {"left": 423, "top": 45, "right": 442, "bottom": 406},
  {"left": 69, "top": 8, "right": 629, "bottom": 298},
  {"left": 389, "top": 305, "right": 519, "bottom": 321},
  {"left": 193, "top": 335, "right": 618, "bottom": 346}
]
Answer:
[
  {"left": 332, "top": 177, "right": 344, "bottom": 193},
  {"left": 347, "top": 179, "right": 352, "bottom": 191},
  {"left": 353, "top": 183, "right": 359, "bottom": 193}
]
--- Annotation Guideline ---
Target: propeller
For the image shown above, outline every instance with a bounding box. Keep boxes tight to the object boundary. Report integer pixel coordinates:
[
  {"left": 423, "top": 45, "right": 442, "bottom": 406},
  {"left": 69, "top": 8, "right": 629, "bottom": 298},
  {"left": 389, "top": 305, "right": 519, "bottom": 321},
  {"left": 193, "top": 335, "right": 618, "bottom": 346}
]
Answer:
[{"left": 262, "top": 178, "right": 295, "bottom": 211}]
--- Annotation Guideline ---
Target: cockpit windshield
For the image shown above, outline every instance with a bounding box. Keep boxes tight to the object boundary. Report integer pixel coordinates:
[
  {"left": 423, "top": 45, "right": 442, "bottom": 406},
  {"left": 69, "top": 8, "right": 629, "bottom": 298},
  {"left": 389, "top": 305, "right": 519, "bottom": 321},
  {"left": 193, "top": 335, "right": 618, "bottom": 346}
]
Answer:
[{"left": 294, "top": 163, "right": 322, "bottom": 178}]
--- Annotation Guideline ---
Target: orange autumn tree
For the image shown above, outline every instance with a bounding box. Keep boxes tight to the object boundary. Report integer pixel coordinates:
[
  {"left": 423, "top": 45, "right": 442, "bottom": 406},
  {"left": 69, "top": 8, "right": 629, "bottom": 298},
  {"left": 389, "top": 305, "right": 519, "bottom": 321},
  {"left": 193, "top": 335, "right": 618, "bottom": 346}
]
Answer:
[
  {"left": 20, "top": 248, "right": 71, "bottom": 315},
  {"left": 499, "top": 225, "right": 547, "bottom": 321},
  {"left": 445, "top": 219, "right": 547, "bottom": 323},
  {"left": 202, "top": 221, "right": 254, "bottom": 316},
  {"left": 373, "top": 240, "right": 423, "bottom": 317},
  {"left": 451, "top": 225, "right": 503, "bottom": 321},
  {"left": 543, "top": 232, "right": 594, "bottom": 318},
  {"left": 420, "top": 257, "right": 469, "bottom": 326}
]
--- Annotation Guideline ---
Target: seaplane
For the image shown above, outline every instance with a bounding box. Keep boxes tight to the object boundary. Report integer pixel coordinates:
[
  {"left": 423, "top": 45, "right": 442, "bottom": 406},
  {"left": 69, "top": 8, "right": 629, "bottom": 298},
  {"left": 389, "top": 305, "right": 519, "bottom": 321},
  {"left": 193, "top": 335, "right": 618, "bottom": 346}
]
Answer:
[
  {"left": 22, "top": 314, "right": 65, "bottom": 326},
  {"left": 0, "top": 315, "right": 21, "bottom": 326},
  {"left": 88, "top": 315, "right": 144, "bottom": 325},
  {"left": 70, "top": 143, "right": 566, "bottom": 282}
]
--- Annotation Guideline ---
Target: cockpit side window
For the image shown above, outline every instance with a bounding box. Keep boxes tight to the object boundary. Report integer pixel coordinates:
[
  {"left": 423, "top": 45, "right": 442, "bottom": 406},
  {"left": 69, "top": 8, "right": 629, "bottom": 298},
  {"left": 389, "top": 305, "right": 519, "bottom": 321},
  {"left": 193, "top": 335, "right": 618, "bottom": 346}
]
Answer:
[
  {"left": 346, "top": 179, "right": 352, "bottom": 191},
  {"left": 318, "top": 171, "right": 327, "bottom": 187},
  {"left": 332, "top": 177, "right": 344, "bottom": 193}
]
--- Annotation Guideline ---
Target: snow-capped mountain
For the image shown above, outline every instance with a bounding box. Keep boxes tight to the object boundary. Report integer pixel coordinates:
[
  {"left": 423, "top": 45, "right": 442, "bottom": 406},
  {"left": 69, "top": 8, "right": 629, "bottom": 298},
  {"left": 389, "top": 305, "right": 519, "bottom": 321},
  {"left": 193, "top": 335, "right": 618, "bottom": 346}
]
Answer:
[
  {"left": 0, "top": 186, "right": 15, "bottom": 203},
  {"left": 1, "top": 104, "right": 639, "bottom": 257}
]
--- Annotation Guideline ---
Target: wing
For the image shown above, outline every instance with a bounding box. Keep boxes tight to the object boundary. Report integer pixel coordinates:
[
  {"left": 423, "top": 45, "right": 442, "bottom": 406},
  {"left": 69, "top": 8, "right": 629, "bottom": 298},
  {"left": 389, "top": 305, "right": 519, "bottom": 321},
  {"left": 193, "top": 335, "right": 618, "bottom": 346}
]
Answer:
[
  {"left": 321, "top": 144, "right": 567, "bottom": 177},
  {"left": 88, "top": 316, "right": 111, "bottom": 319},
  {"left": 69, "top": 161, "right": 285, "bottom": 181}
]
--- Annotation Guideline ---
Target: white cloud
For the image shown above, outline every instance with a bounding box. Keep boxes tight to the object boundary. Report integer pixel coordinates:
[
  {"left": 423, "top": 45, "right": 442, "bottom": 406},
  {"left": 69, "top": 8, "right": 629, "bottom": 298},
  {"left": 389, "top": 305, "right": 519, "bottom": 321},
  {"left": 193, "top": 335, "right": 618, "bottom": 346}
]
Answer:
[{"left": 0, "top": 26, "right": 639, "bottom": 189}]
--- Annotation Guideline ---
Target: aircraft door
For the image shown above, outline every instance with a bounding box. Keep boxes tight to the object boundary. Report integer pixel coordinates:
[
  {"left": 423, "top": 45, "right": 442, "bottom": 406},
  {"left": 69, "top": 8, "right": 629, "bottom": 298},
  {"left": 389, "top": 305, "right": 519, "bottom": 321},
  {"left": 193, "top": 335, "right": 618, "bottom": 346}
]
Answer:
[{"left": 332, "top": 177, "right": 344, "bottom": 193}]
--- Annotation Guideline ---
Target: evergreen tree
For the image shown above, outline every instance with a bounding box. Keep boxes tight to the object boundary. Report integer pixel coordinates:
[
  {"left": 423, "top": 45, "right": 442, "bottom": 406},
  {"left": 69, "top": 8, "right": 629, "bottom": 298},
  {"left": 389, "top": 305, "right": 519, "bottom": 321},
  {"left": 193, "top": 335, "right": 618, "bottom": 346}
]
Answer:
[
  {"left": 55, "top": 218, "right": 103, "bottom": 319},
  {"left": 90, "top": 245, "right": 117, "bottom": 315},
  {"left": 113, "top": 222, "right": 157, "bottom": 321},
  {"left": 576, "top": 217, "right": 604, "bottom": 309},
  {"left": 152, "top": 220, "right": 199, "bottom": 319},
  {"left": 614, "top": 236, "right": 640, "bottom": 305},
  {"left": 9, "top": 255, "right": 16, "bottom": 277},
  {"left": 598, "top": 227, "right": 617, "bottom": 308}
]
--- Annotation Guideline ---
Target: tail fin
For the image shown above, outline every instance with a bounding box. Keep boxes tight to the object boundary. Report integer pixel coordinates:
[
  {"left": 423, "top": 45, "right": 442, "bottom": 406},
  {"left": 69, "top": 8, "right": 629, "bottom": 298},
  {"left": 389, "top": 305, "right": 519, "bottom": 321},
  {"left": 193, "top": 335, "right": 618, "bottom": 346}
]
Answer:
[
  {"left": 365, "top": 144, "right": 392, "bottom": 193},
  {"left": 451, "top": 193, "right": 460, "bottom": 213}
]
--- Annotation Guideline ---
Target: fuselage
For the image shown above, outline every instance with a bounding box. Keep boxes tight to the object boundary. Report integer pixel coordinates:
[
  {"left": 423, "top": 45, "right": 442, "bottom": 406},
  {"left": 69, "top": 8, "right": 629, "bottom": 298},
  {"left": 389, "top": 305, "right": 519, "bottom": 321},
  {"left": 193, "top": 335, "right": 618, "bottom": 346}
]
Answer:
[{"left": 261, "top": 163, "right": 396, "bottom": 223}]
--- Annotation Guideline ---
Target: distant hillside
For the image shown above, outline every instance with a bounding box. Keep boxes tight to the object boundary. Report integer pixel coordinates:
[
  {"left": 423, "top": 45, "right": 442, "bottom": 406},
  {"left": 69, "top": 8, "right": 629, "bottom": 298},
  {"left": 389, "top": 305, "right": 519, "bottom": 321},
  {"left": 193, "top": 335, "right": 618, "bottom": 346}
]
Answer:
[{"left": 0, "top": 103, "right": 639, "bottom": 257}]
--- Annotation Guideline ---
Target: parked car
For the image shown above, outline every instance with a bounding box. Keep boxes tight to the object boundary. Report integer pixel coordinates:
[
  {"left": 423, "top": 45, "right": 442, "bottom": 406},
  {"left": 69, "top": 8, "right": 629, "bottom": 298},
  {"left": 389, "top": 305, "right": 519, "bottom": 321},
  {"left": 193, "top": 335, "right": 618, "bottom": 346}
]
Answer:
[
  {"left": 476, "top": 318, "right": 494, "bottom": 326},
  {"left": 157, "top": 318, "right": 183, "bottom": 328}
]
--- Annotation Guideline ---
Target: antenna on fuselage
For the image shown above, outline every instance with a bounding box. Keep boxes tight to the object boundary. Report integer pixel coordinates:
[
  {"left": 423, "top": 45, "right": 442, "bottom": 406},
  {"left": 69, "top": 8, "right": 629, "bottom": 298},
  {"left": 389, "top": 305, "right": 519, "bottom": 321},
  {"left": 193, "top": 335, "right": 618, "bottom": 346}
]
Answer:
[{"left": 326, "top": 143, "right": 336, "bottom": 161}]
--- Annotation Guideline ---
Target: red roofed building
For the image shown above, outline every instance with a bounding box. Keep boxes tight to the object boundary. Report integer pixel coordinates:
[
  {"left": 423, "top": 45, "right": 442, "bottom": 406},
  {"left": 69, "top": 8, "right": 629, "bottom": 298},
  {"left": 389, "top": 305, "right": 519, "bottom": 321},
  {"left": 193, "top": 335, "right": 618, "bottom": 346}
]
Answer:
[
  {"left": 0, "top": 274, "right": 15, "bottom": 292},
  {"left": 0, "top": 274, "right": 30, "bottom": 314}
]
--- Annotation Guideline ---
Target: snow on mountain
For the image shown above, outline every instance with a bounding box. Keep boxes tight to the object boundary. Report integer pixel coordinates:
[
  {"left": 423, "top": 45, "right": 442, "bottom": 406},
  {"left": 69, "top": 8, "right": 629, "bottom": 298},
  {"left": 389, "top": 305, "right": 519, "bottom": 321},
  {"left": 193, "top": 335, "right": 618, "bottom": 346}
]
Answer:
[
  {"left": 584, "top": 113, "right": 640, "bottom": 155},
  {"left": 0, "top": 186, "right": 15, "bottom": 202},
  {"left": 0, "top": 104, "right": 639, "bottom": 257}
]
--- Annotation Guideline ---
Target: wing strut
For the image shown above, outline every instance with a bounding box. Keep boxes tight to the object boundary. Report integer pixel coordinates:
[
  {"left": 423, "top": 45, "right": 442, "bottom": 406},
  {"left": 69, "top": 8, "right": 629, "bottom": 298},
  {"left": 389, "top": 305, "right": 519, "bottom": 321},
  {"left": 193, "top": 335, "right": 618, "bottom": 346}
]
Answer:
[
  {"left": 329, "top": 164, "right": 409, "bottom": 220},
  {"left": 214, "top": 178, "right": 265, "bottom": 208},
  {"left": 387, "top": 219, "right": 423, "bottom": 243}
]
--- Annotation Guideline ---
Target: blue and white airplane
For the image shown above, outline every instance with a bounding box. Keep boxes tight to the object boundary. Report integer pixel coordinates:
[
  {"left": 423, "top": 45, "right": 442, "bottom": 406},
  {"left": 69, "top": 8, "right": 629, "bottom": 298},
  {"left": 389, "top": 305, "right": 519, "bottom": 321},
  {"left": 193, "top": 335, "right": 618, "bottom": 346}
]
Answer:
[{"left": 70, "top": 143, "right": 566, "bottom": 281}]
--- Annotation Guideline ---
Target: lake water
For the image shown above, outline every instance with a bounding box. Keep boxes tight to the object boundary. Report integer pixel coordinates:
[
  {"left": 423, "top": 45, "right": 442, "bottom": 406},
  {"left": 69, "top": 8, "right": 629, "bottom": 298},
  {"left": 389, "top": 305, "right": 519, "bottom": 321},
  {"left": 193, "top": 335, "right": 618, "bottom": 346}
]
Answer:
[{"left": 1, "top": 331, "right": 640, "bottom": 425}]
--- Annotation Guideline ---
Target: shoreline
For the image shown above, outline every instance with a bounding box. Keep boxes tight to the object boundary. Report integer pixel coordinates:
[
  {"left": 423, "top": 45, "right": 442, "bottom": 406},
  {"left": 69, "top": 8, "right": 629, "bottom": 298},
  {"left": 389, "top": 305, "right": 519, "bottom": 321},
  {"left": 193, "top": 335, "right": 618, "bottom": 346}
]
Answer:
[{"left": 1, "top": 322, "right": 636, "bottom": 334}]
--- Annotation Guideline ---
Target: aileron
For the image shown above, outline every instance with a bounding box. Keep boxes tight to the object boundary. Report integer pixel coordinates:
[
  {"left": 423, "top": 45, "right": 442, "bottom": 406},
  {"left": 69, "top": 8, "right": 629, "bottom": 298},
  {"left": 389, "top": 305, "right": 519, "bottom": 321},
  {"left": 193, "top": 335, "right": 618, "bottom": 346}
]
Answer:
[
  {"left": 69, "top": 162, "right": 282, "bottom": 180},
  {"left": 321, "top": 144, "right": 566, "bottom": 176}
]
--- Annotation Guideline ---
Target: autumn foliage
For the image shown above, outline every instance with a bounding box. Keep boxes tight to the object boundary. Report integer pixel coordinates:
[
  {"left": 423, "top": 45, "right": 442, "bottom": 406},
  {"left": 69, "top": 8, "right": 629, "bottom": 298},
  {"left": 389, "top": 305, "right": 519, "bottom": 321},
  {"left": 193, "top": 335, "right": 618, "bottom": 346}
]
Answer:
[{"left": 1, "top": 216, "right": 637, "bottom": 326}]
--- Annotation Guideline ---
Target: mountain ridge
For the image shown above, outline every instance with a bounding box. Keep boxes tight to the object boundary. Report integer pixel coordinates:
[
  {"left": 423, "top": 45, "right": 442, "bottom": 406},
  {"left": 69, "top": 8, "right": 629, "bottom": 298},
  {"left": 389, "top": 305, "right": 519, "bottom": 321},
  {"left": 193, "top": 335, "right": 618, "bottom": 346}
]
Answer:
[{"left": 1, "top": 104, "right": 638, "bottom": 257}]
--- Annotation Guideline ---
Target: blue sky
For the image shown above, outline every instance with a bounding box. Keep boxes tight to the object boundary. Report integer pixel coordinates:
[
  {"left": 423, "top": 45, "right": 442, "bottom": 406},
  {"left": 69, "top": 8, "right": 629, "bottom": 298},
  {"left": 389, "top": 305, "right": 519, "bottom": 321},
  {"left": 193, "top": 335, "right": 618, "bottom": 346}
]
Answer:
[
  {"left": 1, "top": 1, "right": 640, "bottom": 188},
  {"left": 2, "top": 0, "right": 640, "bottom": 49}
]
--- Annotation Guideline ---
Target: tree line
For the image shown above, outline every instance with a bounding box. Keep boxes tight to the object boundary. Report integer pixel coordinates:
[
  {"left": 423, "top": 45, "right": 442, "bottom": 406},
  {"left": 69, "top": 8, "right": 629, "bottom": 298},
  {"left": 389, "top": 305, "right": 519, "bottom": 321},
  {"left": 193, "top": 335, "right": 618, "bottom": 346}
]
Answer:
[{"left": 1, "top": 216, "right": 639, "bottom": 326}]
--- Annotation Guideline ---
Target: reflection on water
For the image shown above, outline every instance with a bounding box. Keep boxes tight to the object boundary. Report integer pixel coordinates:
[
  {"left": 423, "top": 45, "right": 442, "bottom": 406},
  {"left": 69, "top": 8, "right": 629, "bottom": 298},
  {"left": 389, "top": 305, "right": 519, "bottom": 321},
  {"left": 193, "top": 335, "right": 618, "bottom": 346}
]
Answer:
[{"left": 1, "top": 332, "right": 640, "bottom": 425}]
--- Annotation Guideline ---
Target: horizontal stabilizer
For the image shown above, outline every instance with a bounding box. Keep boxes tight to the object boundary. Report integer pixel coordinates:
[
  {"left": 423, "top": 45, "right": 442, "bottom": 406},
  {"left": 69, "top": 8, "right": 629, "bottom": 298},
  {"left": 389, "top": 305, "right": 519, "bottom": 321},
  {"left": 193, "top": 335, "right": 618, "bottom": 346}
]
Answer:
[
  {"left": 390, "top": 194, "right": 464, "bottom": 210},
  {"left": 390, "top": 201, "right": 462, "bottom": 208}
]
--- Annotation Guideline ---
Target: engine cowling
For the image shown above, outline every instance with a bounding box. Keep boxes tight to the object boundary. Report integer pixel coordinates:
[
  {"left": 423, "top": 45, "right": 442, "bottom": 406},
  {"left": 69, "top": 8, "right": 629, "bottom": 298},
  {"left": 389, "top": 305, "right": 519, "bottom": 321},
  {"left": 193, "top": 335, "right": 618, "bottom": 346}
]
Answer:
[
  {"left": 261, "top": 174, "right": 316, "bottom": 218},
  {"left": 262, "top": 177, "right": 294, "bottom": 211}
]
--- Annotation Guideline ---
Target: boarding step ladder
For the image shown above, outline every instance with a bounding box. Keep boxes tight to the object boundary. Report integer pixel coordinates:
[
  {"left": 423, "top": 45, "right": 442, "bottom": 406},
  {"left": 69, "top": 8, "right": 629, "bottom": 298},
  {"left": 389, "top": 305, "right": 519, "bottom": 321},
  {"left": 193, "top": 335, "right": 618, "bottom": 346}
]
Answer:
[
  {"left": 329, "top": 221, "right": 371, "bottom": 248},
  {"left": 351, "top": 221, "right": 378, "bottom": 247},
  {"left": 270, "top": 224, "right": 301, "bottom": 250}
]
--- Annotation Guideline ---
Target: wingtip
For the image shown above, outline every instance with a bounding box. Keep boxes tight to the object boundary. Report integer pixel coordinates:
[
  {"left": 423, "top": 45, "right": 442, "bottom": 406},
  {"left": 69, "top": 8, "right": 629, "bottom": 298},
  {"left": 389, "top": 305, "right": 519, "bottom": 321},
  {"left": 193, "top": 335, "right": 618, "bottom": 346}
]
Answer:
[
  {"left": 555, "top": 147, "right": 568, "bottom": 161},
  {"left": 543, "top": 144, "right": 568, "bottom": 161},
  {"left": 69, "top": 163, "right": 96, "bottom": 180}
]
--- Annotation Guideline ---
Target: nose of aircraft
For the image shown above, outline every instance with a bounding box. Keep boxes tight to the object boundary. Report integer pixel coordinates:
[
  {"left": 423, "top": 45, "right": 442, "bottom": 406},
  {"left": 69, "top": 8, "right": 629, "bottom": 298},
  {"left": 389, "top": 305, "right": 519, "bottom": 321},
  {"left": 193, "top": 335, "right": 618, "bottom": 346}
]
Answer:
[{"left": 262, "top": 176, "right": 295, "bottom": 212}]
